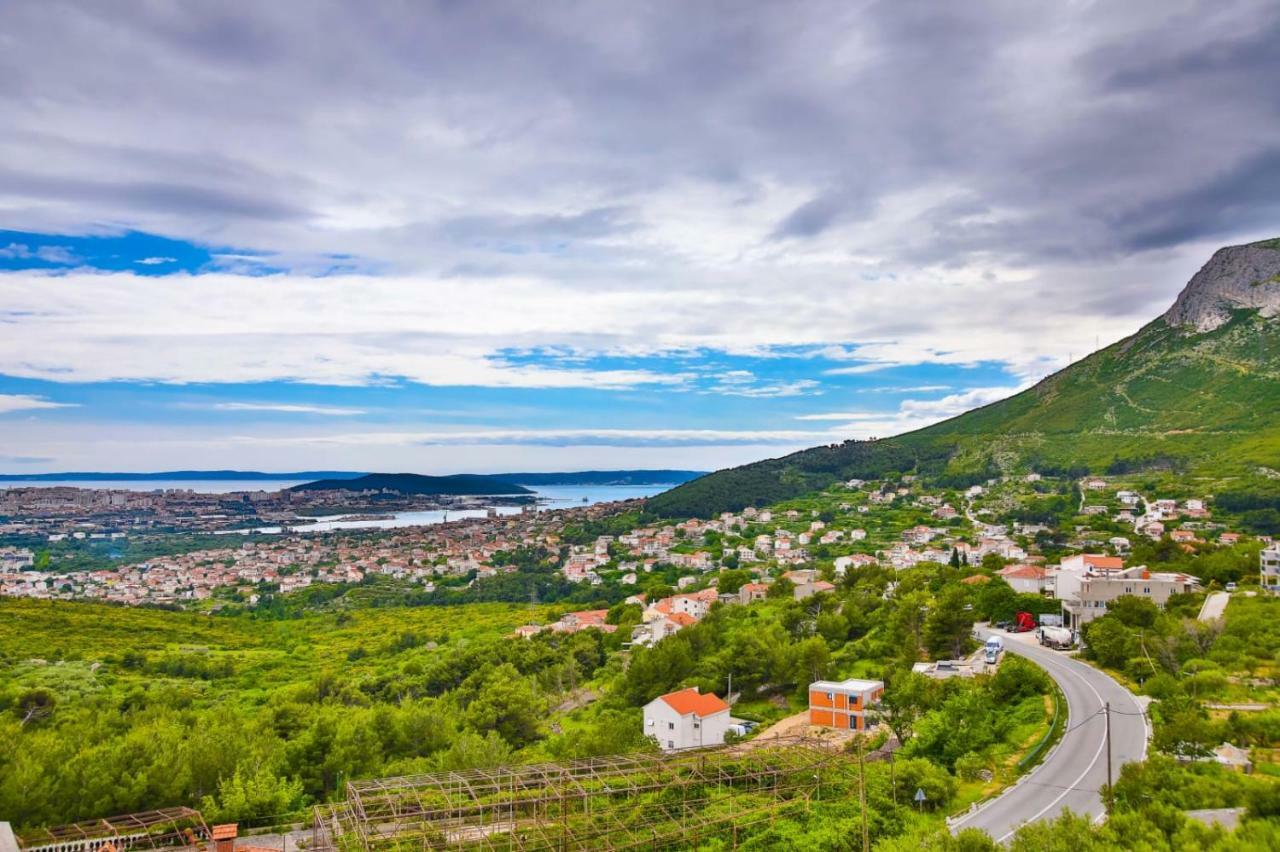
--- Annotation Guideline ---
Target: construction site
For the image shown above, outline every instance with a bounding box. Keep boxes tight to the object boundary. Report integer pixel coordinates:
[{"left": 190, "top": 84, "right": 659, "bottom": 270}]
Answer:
[{"left": 5, "top": 738, "right": 872, "bottom": 852}]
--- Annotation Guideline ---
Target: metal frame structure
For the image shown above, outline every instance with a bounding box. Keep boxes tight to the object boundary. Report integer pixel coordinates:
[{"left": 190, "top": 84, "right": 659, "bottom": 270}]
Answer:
[
  {"left": 312, "top": 737, "right": 853, "bottom": 850},
  {"left": 16, "top": 809, "right": 208, "bottom": 852}
]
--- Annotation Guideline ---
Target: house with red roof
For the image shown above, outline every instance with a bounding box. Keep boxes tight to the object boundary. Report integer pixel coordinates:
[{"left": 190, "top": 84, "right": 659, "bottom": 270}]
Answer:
[
  {"left": 643, "top": 687, "right": 732, "bottom": 751},
  {"left": 999, "top": 563, "right": 1048, "bottom": 595}
]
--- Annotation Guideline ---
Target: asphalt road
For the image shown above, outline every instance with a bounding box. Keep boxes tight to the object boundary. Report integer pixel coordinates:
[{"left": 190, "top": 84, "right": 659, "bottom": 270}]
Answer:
[{"left": 949, "top": 631, "right": 1147, "bottom": 842}]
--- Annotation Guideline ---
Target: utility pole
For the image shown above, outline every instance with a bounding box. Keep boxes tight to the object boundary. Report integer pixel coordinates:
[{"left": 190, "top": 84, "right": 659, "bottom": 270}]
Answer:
[
  {"left": 856, "top": 737, "right": 870, "bottom": 852},
  {"left": 1104, "top": 702, "right": 1113, "bottom": 816}
]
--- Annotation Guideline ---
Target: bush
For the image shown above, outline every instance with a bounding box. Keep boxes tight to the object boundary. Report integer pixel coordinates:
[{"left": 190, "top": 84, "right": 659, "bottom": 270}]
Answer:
[{"left": 955, "top": 752, "right": 987, "bottom": 782}]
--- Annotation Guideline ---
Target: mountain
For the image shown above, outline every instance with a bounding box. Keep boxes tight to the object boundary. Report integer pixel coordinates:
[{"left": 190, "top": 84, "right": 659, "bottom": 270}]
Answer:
[
  {"left": 290, "top": 473, "right": 533, "bottom": 496},
  {"left": 649, "top": 238, "right": 1280, "bottom": 518}
]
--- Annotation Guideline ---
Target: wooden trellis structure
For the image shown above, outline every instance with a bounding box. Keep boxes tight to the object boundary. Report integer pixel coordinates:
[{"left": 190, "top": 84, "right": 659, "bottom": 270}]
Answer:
[
  {"left": 16, "top": 808, "right": 208, "bottom": 852},
  {"left": 312, "top": 737, "right": 852, "bottom": 851}
]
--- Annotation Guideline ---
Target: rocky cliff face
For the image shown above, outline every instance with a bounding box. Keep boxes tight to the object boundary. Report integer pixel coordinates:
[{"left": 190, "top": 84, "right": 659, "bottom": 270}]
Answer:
[{"left": 1163, "top": 238, "right": 1280, "bottom": 332}]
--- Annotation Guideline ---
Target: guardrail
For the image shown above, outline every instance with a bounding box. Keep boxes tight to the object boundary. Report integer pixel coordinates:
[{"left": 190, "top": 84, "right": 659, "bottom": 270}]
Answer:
[{"left": 1017, "top": 681, "right": 1065, "bottom": 773}]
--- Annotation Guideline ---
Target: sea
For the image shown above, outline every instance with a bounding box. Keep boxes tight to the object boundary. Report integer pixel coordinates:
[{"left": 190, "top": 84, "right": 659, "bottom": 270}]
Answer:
[{"left": 0, "top": 480, "right": 668, "bottom": 535}]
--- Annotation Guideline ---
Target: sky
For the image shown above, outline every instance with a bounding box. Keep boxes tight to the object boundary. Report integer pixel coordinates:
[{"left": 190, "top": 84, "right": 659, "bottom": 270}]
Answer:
[{"left": 1, "top": 0, "right": 1279, "bottom": 473}]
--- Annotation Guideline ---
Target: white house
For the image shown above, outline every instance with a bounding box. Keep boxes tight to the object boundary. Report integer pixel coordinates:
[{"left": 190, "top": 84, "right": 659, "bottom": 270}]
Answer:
[
  {"left": 643, "top": 687, "right": 732, "bottom": 751},
  {"left": 999, "top": 563, "right": 1048, "bottom": 595},
  {"left": 1262, "top": 543, "right": 1280, "bottom": 596}
]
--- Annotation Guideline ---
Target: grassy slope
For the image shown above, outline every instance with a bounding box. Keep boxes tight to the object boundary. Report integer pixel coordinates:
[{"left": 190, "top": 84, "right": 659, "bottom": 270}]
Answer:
[{"left": 650, "top": 311, "right": 1280, "bottom": 517}]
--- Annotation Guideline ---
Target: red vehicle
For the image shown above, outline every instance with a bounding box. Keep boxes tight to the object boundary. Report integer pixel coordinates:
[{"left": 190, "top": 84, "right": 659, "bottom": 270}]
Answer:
[{"left": 1011, "top": 611, "right": 1036, "bottom": 633}]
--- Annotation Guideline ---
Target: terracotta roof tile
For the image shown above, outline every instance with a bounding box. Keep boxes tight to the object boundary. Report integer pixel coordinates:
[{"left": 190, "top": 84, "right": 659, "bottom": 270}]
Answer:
[{"left": 659, "top": 687, "right": 729, "bottom": 717}]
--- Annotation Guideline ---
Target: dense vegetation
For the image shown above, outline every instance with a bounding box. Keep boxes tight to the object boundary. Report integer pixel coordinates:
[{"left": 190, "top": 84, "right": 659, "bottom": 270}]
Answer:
[
  {"left": 1080, "top": 594, "right": 1280, "bottom": 762},
  {"left": 0, "top": 557, "right": 1055, "bottom": 833},
  {"left": 651, "top": 308, "right": 1280, "bottom": 517}
]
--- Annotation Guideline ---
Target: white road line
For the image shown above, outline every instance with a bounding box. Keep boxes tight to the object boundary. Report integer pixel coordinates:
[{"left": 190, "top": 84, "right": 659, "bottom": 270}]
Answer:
[{"left": 995, "top": 650, "right": 1109, "bottom": 842}]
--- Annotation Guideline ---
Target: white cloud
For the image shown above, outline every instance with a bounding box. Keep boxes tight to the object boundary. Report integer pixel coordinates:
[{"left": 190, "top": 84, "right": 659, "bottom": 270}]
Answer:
[
  {"left": 136, "top": 256, "right": 177, "bottom": 265},
  {"left": 794, "top": 412, "right": 892, "bottom": 421},
  {"left": 209, "top": 402, "right": 367, "bottom": 416},
  {"left": 898, "top": 386, "right": 1024, "bottom": 418},
  {"left": 0, "top": 265, "right": 1151, "bottom": 390},
  {"left": 226, "top": 427, "right": 836, "bottom": 448},
  {"left": 0, "top": 394, "right": 76, "bottom": 414},
  {"left": 793, "top": 385, "right": 1024, "bottom": 437}
]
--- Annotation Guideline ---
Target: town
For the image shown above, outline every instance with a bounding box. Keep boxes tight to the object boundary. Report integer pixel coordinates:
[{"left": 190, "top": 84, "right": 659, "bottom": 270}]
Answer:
[
  {"left": 0, "top": 483, "right": 534, "bottom": 540},
  {"left": 5, "top": 473, "right": 1273, "bottom": 627}
]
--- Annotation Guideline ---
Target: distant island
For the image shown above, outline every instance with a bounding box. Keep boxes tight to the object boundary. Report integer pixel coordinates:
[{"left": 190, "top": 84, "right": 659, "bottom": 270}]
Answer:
[
  {"left": 290, "top": 473, "right": 533, "bottom": 496},
  {"left": 496, "top": 470, "right": 704, "bottom": 486},
  {"left": 0, "top": 469, "right": 705, "bottom": 486}
]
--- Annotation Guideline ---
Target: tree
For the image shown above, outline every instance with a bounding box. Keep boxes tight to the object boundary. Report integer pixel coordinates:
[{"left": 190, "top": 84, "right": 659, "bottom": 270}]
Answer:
[
  {"left": 200, "top": 764, "right": 305, "bottom": 822},
  {"left": 975, "top": 579, "right": 1018, "bottom": 623},
  {"left": 1083, "top": 617, "right": 1133, "bottom": 669},
  {"left": 466, "top": 664, "right": 544, "bottom": 748},
  {"left": 879, "top": 670, "right": 934, "bottom": 744},
  {"left": 15, "top": 688, "right": 55, "bottom": 727},
  {"left": 716, "top": 569, "right": 751, "bottom": 595},
  {"left": 1108, "top": 595, "right": 1159, "bottom": 629},
  {"left": 789, "top": 636, "right": 832, "bottom": 686},
  {"left": 924, "top": 587, "right": 974, "bottom": 659},
  {"left": 767, "top": 577, "right": 796, "bottom": 599}
]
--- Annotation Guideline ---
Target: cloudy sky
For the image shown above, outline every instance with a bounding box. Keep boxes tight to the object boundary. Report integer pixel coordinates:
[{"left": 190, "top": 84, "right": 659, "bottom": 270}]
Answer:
[{"left": 1, "top": 0, "right": 1278, "bottom": 473}]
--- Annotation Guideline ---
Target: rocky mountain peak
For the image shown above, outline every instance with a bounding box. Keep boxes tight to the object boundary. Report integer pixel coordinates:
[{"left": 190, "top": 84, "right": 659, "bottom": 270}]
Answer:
[{"left": 1163, "top": 238, "right": 1280, "bottom": 332}]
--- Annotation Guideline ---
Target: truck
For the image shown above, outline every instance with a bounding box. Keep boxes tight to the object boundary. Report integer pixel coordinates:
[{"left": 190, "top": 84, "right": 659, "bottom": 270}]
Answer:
[
  {"left": 1038, "top": 625, "right": 1076, "bottom": 649},
  {"left": 1011, "top": 611, "right": 1036, "bottom": 633},
  {"left": 984, "top": 635, "right": 1004, "bottom": 664}
]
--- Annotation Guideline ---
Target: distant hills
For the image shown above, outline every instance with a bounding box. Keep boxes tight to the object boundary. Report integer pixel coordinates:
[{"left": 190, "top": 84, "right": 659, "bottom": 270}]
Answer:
[
  {"left": 650, "top": 238, "right": 1280, "bottom": 518},
  {"left": 0, "top": 470, "right": 363, "bottom": 482},
  {"left": 290, "top": 473, "right": 533, "bottom": 496},
  {"left": 0, "top": 469, "right": 705, "bottom": 486}
]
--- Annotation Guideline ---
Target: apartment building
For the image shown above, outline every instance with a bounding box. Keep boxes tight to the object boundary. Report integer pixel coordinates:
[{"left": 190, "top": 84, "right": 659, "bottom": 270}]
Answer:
[{"left": 808, "top": 678, "right": 884, "bottom": 731}]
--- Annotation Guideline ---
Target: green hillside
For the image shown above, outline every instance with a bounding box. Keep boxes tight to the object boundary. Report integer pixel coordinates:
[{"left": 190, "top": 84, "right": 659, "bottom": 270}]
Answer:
[{"left": 650, "top": 247, "right": 1280, "bottom": 518}]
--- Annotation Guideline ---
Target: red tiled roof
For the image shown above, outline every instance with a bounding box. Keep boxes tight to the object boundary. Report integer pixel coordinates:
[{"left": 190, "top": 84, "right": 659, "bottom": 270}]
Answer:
[
  {"left": 668, "top": 612, "right": 697, "bottom": 627},
  {"left": 1083, "top": 555, "right": 1124, "bottom": 570},
  {"left": 660, "top": 687, "right": 729, "bottom": 717},
  {"left": 1000, "top": 564, "right": 1047, "bottom": 580}
]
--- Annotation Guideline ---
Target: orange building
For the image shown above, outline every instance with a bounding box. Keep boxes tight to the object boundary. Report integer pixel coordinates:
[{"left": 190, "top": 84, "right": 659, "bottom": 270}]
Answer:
[{"left": 808, "top": 678, "right": 884, "bottom": 731}]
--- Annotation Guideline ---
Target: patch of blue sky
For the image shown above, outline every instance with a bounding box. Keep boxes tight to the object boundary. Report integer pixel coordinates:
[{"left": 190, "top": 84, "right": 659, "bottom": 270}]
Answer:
[{"left": 0, "top": 229, "right": 361, "bottom": 276}]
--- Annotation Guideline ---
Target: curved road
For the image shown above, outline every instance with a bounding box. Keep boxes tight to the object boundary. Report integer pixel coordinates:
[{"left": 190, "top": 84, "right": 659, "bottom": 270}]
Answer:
[{"left": 949, "top": 630, "right": 1147, "bottom": 842}]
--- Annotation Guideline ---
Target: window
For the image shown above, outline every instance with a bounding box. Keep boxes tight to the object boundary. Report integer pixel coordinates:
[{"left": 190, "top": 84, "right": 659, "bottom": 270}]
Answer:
[
  {"left": 646, "top": 719, "right": 654, "bottom": 727},
  {"left": 668, "top": 722, "right": 675, "bottom": 730},
  {"left": 693, "top": 721, "right": 700, "bottom": 729},
  {"left": 827, "top": 692, "right": 833, "bottom": 700}
]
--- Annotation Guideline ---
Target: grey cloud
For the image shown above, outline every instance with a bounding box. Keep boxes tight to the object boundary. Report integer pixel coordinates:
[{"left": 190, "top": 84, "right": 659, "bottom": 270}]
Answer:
[
  {"left": 0, "top": 1, "right": 1276, "bottom": 302},
  {"left": 1111, "top": 148, "right": 1280, "bottom": 252}
]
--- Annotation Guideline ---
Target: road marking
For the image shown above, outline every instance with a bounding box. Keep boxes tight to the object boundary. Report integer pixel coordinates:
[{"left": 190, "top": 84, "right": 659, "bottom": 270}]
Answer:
[
  {"left": 993, "top": 644, "right": 1113, "bottom": 842},
  {"left": 950, "top": 634, "right": 1145, "bottom": 840}
]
